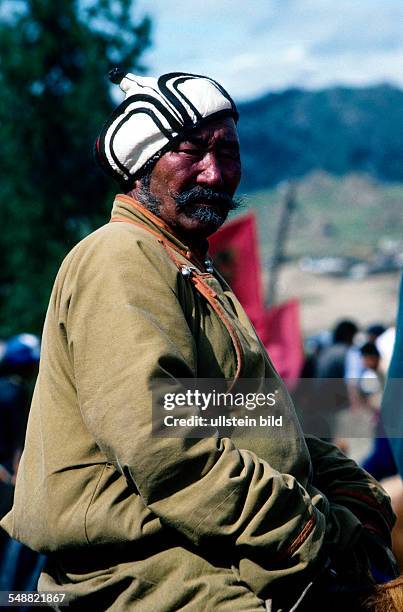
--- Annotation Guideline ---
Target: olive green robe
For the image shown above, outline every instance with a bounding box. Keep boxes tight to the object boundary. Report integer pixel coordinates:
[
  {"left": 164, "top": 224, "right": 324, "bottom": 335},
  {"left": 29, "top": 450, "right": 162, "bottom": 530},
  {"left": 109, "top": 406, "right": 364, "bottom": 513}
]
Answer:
[{"left": 1, "top": 195, "right": 395, "bottom": 610}]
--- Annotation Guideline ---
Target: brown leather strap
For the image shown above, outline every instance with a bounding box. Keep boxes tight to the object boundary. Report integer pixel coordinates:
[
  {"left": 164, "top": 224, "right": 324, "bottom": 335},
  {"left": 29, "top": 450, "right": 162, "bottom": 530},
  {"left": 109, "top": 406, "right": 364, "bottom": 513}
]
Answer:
[
  {"left": 111, "top": 216, "right": 163, "bottom": 241},
  {"left": 115, "top": 195, "right": 208, "bottom": 269},
  {"left": 188, "top": 272, "right": 242, "bottom": 389}
]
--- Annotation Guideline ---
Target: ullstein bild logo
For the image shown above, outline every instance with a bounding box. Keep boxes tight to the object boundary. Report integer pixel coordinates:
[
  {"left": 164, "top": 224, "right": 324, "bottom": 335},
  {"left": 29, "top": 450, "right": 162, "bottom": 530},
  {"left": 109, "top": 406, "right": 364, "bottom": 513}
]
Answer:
[{"left": 162, "top": 414, "right": 283, "bottom": 428}]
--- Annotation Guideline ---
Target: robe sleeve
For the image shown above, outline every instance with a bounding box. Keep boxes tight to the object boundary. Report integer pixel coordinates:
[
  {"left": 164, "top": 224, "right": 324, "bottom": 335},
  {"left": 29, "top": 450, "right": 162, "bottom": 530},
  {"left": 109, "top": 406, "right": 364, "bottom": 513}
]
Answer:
[{"left": 306, "top": 436, "right": 395, "bottom": 545}]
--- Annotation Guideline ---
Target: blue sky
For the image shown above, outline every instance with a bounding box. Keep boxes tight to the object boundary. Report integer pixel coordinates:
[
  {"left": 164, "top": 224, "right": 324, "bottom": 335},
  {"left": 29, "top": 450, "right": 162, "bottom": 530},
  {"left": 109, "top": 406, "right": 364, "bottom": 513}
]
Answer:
[{"left": 134, "top": 0, "right": 403, "bottom": 102}]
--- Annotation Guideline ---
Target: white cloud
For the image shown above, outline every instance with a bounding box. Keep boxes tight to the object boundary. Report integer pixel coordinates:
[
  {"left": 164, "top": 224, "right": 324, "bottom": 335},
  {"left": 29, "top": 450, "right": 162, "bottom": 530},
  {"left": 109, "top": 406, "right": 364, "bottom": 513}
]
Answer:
[
  {"left": 283, "top": 45, "right": 308, "bottom": 64},
  {"left": 134, "top": 0, "right": 403, "bottom": 99},
  {"left": 228, "top": 53, "right": 265, "bottom": 73}
]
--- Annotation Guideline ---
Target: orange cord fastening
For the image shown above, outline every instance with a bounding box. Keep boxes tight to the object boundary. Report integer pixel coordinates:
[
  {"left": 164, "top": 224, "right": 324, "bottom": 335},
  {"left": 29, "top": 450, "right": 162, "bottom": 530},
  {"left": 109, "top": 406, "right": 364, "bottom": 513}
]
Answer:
[
  {"left": 190, "top": 273, "right": 243, "bottom": 391},
  {"left": 110, "top": 216, "right": 243, "bottom": 388}
]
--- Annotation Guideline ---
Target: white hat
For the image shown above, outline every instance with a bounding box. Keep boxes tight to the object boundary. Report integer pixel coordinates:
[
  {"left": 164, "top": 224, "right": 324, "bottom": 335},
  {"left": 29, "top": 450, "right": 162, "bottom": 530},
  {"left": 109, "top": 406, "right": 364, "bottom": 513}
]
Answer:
[{"left": 95, "top": 70, "right": 238, "bottom": 185}]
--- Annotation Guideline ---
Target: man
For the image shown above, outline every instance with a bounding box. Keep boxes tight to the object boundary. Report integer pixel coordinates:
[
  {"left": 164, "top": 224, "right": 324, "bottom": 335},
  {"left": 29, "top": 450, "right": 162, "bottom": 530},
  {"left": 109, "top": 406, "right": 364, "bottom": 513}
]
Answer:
[
  {"left": 314, "top": 319, "right": 358, "bottom": 441},
  {"left": 1, "top": 71, "right": 398, "bottom": 611}
]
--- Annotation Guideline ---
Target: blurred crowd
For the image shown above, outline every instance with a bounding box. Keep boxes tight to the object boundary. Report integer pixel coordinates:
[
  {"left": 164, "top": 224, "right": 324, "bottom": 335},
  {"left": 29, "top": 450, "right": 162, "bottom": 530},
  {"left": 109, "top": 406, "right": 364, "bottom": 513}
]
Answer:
[
  {"left": 295, "top": 318, "right": 403, "bottom": 573},
  {"left": 297, "top": 320, "right": 396, "bottom": 472},
  {"left": 0, "top": 334, "right": 45, "bottom": 592}
]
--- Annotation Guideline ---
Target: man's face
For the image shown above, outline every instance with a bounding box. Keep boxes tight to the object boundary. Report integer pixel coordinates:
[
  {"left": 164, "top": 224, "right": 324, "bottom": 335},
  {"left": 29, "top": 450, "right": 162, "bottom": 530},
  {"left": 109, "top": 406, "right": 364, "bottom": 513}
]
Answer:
[{"left": 140, "top": 117, "right": 241, "bottom": 240}]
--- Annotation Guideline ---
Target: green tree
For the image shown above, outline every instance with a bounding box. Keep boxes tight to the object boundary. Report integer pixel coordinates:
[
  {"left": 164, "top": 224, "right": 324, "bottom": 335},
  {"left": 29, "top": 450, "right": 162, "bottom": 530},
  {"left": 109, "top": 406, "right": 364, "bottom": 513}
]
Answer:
[{"left": 0, "top": 0, "right": 151, "bottom": 336}]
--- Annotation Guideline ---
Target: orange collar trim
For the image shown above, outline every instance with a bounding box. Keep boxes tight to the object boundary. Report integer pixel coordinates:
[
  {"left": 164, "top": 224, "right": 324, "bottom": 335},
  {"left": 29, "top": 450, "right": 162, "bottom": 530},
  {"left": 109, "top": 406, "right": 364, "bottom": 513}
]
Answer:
[
  {"left": 116, "top": 194, "right": 175, "bottom": 236},
  {"left": 114, "top": 194, "right": 209, "bottom": 270}
]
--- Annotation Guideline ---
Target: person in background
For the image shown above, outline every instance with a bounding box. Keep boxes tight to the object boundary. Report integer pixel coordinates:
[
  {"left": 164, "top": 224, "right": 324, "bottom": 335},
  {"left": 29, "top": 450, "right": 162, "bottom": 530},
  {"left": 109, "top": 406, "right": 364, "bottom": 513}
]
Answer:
[
  {"left": 346, "top": 324, "right": 387, "bottom": 412},
  {"left": 0, "top": 334, "right": 40, "bottom": 492},
  {"left": 0, "top": 333, "right": 44, "bottom": 593},
  {"left": 359, "top": 342, "right": 384, "bottom": 410},
  {"left": 360, "top": 342, "right": 397, "bottom": 482},
  {"left": 315, "top": 319, "right": 358, "bottom": 441},
  {"left": 317, "top": 320, "right": 359, "bottom": 380},
  {"left": 367, "top": 325, "right": 387, "bottom": 345}
]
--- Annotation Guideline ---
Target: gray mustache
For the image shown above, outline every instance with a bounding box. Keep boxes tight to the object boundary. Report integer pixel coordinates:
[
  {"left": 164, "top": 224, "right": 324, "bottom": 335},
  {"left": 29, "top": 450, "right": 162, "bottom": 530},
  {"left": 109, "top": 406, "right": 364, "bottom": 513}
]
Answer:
[{"left": 174, "top": 187, "right": 237, "bottom": 210}]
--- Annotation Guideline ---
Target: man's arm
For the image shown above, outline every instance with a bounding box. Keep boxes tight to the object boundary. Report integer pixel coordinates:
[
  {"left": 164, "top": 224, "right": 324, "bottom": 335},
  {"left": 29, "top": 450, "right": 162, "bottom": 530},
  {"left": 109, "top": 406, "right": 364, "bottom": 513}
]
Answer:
[
  {"left": 306, "top": 436, "right": 398, "bottom": 582},
  {"left": 306, "top": 436, "right": 395, "bottom": 543},
  {"left": 64, "top": 224, "right": 327, "bottom": 597}
]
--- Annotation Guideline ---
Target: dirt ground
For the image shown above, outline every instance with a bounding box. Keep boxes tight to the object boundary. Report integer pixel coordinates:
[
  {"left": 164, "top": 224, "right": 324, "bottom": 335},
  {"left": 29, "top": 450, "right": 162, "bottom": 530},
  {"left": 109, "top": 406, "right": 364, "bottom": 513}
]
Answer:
[{"left": 274, "top": 264, "right": 400, "bottom": 335}]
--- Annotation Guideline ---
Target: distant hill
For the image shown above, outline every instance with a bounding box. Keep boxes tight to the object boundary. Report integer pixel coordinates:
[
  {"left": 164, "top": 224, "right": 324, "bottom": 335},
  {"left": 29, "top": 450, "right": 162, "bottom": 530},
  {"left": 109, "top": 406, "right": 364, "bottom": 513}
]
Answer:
[
  {"left": 247, "top": 172, "right": 403, "bottom": 261},
  {"left": 237, "top": 84, "right": 403, "bottom": 192}
]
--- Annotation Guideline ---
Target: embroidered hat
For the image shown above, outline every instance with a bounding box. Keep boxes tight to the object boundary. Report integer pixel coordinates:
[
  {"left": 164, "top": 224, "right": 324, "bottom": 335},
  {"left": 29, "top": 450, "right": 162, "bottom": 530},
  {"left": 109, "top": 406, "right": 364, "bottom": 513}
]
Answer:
[{"left": 95, "top": 70, "right": 238, "bottom": 185}]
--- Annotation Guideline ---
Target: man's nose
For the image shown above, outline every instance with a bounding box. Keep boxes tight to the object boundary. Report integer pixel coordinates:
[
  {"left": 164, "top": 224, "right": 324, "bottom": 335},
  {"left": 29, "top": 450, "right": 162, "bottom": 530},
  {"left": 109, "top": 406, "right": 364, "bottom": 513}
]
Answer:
[{"left": 196, "top": 152, "right": 224, "bottom": 187}]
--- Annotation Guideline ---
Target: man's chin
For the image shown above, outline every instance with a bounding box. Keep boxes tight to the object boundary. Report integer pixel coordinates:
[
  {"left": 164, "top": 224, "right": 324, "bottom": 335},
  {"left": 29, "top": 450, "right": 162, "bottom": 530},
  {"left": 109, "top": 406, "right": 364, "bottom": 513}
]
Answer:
[
  {"left": 186, "top": 202, "right": 228, "bottom": 223},
  {"left": 189, "top": 206, "right": 227, "bottom": 229},
  {"left": 177, "top": 207, "right": 227, "bottom": 238}
]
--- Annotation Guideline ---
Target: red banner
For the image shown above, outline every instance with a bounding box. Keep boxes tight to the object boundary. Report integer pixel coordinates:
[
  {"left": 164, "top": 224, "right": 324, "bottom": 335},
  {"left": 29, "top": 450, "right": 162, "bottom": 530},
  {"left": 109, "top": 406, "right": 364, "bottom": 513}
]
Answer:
[
  {"left": 209, "top": 214, "right": 303, "bottom": 386},
  {"left": 208, "top": 212, "right": 263, "bottom": 323},
  {"left": 256, "top": 300, "right": 304, "bottom": 387}
]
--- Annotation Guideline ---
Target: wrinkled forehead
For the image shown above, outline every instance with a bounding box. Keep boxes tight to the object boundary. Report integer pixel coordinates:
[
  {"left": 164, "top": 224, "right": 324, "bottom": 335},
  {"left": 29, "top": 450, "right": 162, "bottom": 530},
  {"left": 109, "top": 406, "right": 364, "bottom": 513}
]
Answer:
[{"left": 180, "top": 116, "right": 239, "bottom": 144}]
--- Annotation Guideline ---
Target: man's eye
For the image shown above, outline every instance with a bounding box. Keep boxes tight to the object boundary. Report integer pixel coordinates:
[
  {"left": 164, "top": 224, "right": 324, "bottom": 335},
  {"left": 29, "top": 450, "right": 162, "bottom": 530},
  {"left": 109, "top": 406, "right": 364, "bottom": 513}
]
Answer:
[
  {"left": 179, "top": 148, "right": 202, "bottom": 156},
  {"left": 176, "top": 147, "right": 240, "bottom": 160}
]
